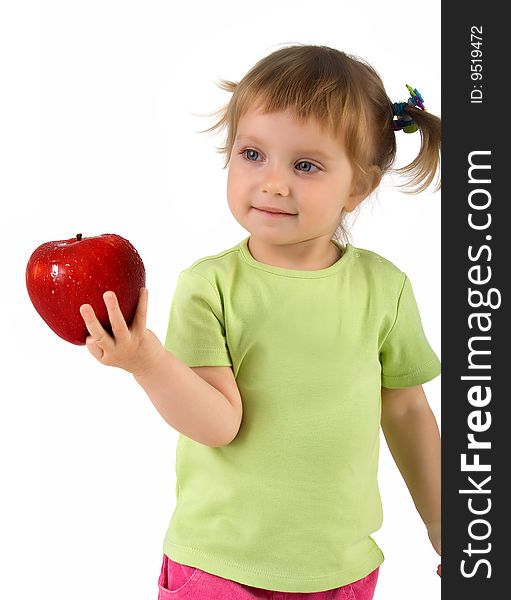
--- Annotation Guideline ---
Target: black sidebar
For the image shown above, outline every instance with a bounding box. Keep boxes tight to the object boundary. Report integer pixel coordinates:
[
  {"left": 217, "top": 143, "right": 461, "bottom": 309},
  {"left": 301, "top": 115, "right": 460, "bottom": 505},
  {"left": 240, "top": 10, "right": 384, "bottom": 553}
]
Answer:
[{"left": 442, "top": 2, "right": 508, "bottom": 598}]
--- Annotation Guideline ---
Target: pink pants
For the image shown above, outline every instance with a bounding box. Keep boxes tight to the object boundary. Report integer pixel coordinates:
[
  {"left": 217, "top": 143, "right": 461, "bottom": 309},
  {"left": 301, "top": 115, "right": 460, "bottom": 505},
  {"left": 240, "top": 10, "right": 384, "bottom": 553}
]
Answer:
[{"left": 158, "top": 554, "right": 379, "bottom": 600}]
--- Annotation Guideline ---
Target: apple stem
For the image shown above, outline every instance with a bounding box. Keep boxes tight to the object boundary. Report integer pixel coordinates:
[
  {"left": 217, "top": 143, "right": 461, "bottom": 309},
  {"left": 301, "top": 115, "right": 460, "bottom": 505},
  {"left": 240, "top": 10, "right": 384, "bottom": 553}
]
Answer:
[{"left": 76, "top": 233, "right": 82, "bottom": 241}]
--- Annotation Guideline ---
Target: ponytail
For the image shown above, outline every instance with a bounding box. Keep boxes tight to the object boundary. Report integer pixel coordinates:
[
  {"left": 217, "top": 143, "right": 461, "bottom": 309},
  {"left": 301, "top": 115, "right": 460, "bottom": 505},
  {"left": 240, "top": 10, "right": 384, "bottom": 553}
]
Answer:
[{"left": 391, "top": 102, "right": 441, "bottom": 194}]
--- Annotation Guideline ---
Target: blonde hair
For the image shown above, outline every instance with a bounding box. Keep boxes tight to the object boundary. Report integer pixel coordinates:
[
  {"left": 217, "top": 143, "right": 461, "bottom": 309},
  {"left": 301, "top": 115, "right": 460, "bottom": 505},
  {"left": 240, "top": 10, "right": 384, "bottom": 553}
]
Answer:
[{"left": 197, "top": 44, "right": 441, "bottom": 244}]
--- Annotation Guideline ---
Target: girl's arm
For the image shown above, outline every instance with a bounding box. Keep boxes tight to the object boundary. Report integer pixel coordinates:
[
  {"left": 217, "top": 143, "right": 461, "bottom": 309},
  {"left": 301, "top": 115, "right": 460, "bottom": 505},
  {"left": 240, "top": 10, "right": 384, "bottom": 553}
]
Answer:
[
  {"left": 134, "top": 350, "right": 242, "bottom": 448},
  {"left": 80, "top": 289, "right": 241, "bottom": 448},
  {"left": 380, "top": 385, "right": 441, "bottom": 554}
]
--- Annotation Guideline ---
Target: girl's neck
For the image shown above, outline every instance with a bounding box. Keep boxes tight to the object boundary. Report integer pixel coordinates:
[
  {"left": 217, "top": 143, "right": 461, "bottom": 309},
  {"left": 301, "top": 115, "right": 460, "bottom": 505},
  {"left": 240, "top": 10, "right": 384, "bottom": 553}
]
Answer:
[{"left": 246, "top": 236, "right": 343, "bottom": 271}]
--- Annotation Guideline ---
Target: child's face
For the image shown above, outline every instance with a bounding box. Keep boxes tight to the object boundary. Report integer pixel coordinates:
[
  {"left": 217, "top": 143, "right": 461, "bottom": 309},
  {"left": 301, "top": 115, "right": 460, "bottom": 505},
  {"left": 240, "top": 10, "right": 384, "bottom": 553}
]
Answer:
[{"left": 227, "top": 104, "right": 363, "bottom": 245}]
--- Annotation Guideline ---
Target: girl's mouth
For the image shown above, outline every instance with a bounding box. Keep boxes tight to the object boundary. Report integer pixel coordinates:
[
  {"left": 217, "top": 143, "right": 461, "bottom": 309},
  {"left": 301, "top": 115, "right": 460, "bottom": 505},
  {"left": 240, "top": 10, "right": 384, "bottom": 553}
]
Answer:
[{"left": 253, "top": 207, "right": 296, "bottom": 218}]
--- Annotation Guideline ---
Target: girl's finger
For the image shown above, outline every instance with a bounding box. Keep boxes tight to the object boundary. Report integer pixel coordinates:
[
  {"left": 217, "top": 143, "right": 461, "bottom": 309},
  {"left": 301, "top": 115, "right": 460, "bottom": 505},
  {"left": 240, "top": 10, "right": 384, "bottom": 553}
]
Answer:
[
  {"left": 132, "top": 287, "right": 148, "bottom": 331},
  {"left": 85, "top": 335, "right": 105, "bottom": 361},
  {"left": 79, "top": 303, "right": 110, "bottom": 342},
  {"left": 103, "top": 291, "right": 130, "bottom": 341}
]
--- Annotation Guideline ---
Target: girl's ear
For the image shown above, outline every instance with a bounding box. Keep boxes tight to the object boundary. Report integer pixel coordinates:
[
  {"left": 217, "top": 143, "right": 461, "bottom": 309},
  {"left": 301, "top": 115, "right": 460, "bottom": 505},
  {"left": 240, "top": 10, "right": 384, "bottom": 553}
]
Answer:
[{"left": 345, "top": 165, "right": 382, "bottom": 212}]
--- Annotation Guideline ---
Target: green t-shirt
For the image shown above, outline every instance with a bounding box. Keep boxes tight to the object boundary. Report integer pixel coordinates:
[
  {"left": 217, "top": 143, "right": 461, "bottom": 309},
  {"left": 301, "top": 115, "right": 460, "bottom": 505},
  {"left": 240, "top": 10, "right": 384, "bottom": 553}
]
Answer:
[{"left": 162, "top": 235, "right": 441, "bottom": 593}]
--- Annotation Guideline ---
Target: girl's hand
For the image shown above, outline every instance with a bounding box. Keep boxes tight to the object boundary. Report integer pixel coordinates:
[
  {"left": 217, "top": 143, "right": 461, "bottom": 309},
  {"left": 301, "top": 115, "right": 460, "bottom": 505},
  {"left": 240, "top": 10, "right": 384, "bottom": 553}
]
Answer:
[{"left": 79, "top": 288, "right": 165, "bottom": 377}]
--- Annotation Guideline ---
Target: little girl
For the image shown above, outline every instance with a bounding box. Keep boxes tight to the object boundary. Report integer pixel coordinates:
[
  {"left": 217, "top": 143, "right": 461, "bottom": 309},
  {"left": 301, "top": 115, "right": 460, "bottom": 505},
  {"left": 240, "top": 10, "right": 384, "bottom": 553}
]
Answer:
[{"left": 80, "top": 44, "right": 441, "bottom": 599}]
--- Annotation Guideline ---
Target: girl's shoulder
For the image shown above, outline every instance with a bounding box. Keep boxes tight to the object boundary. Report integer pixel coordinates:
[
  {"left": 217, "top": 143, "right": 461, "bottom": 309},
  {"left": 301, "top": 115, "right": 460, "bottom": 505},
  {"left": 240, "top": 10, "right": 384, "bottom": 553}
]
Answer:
[
  {"left": 179, "top": 240, "right": 242, "bottom": 278},
  {"left": 350, "top": 244, "right": 405, "bottom": 280},
  {"left": 350, "top": 246, "right": 408, "bottom": 301}
]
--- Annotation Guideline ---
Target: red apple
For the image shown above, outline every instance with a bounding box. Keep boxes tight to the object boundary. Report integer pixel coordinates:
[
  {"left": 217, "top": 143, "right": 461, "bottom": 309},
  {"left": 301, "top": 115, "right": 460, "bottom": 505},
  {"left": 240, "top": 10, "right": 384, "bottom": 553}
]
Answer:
[{"left": 26, "top": 233, "right": 146, "bottom": 345}]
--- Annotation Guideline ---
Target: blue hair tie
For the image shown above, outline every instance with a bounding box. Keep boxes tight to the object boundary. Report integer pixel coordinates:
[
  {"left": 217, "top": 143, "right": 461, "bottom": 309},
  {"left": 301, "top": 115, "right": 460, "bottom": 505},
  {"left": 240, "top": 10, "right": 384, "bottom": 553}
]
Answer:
[
  {"left": 392, "top": 101, "right": 408, "bottom": 116},
  {"left": 392, "top": 84, "right": 426, "bottom": 133}
]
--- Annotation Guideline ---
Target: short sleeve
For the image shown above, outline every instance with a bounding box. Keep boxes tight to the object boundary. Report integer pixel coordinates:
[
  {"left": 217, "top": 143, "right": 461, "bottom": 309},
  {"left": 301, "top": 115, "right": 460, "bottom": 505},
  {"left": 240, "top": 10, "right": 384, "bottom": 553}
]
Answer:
[
  {"left": 379, "top": 274, "right": 441, "bottom": 388},
  {"left": 164, "top": 269, "right": 232, "bottom": 367}
]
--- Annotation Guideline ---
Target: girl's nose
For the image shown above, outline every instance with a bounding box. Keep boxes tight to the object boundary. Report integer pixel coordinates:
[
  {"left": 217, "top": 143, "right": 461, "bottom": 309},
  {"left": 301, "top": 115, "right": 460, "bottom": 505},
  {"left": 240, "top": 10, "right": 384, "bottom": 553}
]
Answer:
[{"left": 262, "top": 169, "right": 290, "bottom": 196}]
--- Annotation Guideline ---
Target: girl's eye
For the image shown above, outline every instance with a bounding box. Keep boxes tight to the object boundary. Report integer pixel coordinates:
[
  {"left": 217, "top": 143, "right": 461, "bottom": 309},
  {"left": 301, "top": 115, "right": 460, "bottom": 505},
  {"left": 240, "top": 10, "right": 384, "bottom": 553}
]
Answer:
[
  {"left": 239, "top": 149, "right": 320, "bottom": 173},
  {"left": 296, "top": 161, "right": 319, "bottom": 173},
  {"left": 243, "top": 149, "right": 260, "bottom": 162}
]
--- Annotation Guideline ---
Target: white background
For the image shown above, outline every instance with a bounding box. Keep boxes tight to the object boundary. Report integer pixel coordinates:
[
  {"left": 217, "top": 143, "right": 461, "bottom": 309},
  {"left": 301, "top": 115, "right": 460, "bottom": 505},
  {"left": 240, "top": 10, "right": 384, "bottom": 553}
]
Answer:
[{"left": 1, "top": 1, "right": 441, "bottom": 598}]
